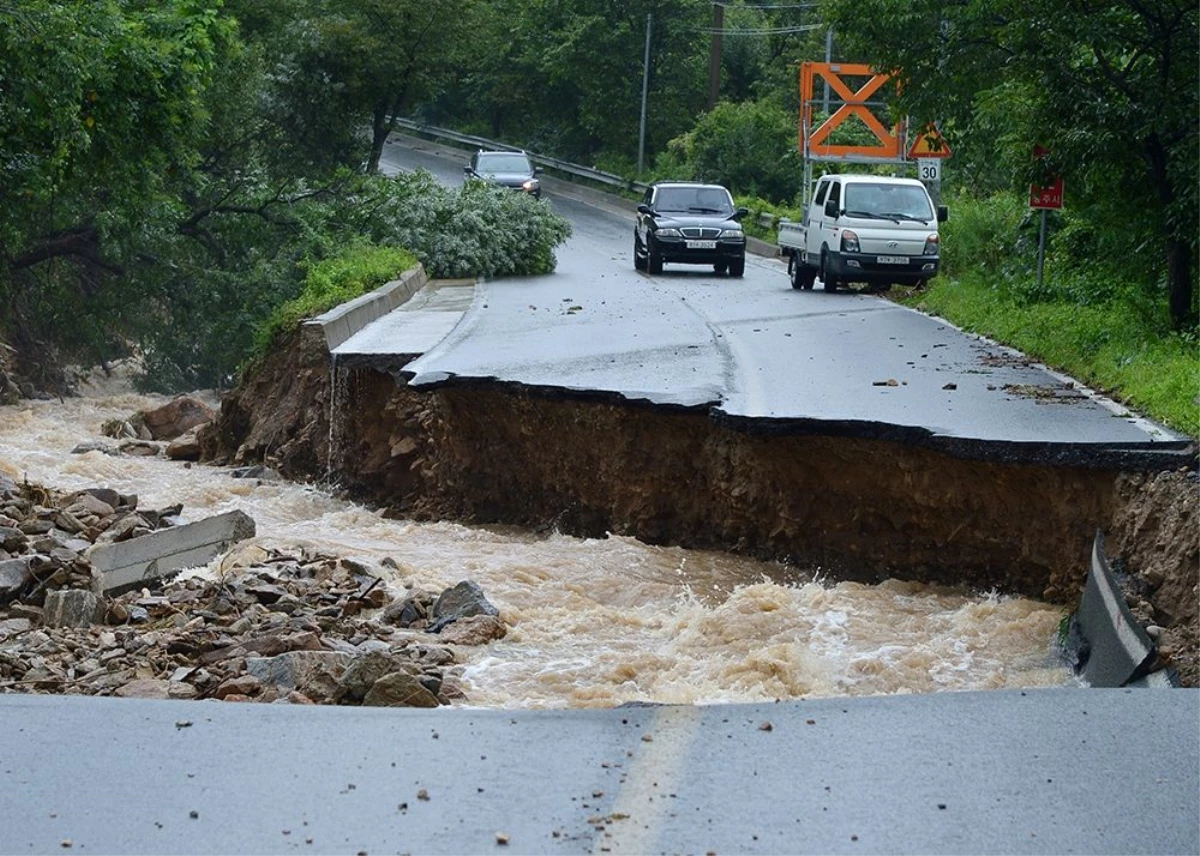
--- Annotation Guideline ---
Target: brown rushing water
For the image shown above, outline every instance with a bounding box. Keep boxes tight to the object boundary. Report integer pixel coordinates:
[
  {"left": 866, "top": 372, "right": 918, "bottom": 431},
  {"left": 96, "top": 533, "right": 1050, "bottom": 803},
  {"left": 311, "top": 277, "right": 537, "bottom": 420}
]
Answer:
[{"left": 0, "top": 372, "right": 1076, "bottom": 708}]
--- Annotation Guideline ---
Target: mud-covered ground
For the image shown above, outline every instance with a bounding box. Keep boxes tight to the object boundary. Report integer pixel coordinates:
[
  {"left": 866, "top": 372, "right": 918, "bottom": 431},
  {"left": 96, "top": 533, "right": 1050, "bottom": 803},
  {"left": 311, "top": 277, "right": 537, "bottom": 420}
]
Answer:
[{"left": 199, "top": 325, "right": 1198, "bottom": 687}]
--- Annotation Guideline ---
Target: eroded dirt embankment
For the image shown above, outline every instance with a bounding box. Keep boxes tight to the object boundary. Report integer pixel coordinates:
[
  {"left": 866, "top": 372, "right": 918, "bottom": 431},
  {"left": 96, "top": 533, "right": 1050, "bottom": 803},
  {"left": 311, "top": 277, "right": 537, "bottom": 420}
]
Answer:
[{"left": 200, "top": 326, "right": 1198, "bottom": 684}]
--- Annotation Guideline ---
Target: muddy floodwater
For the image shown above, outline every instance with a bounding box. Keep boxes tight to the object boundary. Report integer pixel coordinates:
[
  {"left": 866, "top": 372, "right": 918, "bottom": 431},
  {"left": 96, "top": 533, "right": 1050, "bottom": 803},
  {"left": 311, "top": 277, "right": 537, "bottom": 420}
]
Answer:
[{"left": 0, "top": 380, "right": 1077, "bottom": 708}]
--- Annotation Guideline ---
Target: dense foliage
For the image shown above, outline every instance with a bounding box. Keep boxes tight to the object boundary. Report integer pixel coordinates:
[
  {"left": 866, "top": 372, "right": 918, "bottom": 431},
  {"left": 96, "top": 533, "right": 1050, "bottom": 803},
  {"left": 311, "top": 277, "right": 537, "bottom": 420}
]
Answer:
[
  {"left": 0, "top": 0, "right": 570, "bottom": 392},
  {"left": 0, "top": 0, "right": 1193, "bottom": 410},
  {"left": 822, "top": 0, "right": 1197, "bottom": 328}
]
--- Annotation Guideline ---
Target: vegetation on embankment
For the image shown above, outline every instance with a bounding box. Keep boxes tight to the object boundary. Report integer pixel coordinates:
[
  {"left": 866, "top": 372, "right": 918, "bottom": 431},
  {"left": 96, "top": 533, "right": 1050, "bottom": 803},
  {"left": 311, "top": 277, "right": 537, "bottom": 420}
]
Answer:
[
  {"left": 250, "top": 244, "right": 418, "bottom": 364},
  {"left": 895, "top": 192, "right": 1199, "bottom": 437}
]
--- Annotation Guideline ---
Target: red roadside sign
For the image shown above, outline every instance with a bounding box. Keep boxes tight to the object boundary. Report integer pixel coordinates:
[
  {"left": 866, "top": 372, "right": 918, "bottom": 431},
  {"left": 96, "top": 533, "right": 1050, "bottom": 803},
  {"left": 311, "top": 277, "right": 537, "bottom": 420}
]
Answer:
[
  {"left": 1030, "top": 146, "right": 1064, "bottom": 209},
  {"left": 1030, "top": 179, "right": 1064, "bottom": 209}
]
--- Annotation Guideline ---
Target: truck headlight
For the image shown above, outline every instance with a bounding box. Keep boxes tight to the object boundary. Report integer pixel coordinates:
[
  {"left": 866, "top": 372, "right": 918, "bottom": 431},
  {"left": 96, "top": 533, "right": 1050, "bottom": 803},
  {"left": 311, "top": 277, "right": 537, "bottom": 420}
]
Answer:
[
  {"left": 841, "top": 230, "right": 860, "bottom": 253},
  {"left": 522, "top": 179, "right": 540, "bottom": 193},
  {"left": 923, "top": 233, "right": 939, "bottom": 255}
]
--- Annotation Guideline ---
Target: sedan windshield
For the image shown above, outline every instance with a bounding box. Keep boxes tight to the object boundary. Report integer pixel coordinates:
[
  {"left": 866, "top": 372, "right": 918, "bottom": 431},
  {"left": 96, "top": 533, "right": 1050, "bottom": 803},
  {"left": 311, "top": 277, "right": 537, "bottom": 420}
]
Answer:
[
  {"left": 654, "top": 187, "right": 733, "bottom": 215},
  {"left": 843, "top": 183, "right": 934, "bottom": 221},
  {"left": 476, "top": 153, "right": 532, "bottom": 174}
]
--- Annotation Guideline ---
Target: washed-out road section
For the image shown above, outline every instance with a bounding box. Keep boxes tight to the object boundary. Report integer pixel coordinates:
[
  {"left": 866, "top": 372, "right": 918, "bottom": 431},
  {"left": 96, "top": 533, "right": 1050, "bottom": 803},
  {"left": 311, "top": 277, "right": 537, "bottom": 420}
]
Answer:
[{"left": 7, "top": 136, "right": 1192, "bottom": 856}]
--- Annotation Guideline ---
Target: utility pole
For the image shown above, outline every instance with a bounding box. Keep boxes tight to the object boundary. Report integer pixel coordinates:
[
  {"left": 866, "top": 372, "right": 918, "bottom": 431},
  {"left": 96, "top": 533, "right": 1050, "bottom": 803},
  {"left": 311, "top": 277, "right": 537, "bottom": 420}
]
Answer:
[
  {"left": 822, "top": 28, "right": 833, "bottom": 113},
  {"left": 707, "top": 3, "right": 723, "bottom": 109},
  {"left": 638, "top": 13, "right": 652, "bottom": 174}
]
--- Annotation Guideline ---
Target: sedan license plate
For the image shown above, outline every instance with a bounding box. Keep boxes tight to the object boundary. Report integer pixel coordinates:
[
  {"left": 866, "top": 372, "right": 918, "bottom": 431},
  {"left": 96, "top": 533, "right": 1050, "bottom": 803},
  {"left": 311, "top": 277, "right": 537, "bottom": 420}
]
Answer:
[
  {"left": 877, "top": 255, "right": 909, "bottom": 264},
  {"left": 686, "top": 240, "right": 717, "bottom": 249}
]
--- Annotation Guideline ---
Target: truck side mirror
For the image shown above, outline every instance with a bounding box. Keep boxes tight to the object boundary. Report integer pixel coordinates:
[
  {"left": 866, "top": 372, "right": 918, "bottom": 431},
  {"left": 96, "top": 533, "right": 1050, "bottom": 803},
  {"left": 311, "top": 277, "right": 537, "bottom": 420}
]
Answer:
[
  {"left": 824, "top": 199, "right": 840, "bottom": 218},
  {"left": 464, "top": 166, "right": 473, "bottom": 175},
  {"left": 937, "top": 206, "right": 949, "bottom": 223},
  {"left": 534, "top": 167, "right": 544, "bottom": 175}
]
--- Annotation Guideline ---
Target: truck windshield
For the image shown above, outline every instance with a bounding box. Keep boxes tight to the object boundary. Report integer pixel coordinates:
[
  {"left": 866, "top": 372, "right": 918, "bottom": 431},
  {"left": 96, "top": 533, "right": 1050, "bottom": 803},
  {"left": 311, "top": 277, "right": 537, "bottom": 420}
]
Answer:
[{"left": 843, "top": 184, "right": 933, "bottom": 221}]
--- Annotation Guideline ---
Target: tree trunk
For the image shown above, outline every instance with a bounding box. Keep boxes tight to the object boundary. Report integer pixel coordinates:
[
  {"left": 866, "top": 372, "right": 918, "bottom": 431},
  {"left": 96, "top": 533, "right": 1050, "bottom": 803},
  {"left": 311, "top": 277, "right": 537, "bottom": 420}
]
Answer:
[
  {"left": 367, "top": 105, "right": 390, "bottom": 174},
  {"left": 1167, "top": 238, "right": 1195, "bottom": 328},
  {"left": 1143, "top": 135, "right": 1196, "bottom": 327},
  {"left": 368, "top": 96, "right": 406, "bottom": 175}
]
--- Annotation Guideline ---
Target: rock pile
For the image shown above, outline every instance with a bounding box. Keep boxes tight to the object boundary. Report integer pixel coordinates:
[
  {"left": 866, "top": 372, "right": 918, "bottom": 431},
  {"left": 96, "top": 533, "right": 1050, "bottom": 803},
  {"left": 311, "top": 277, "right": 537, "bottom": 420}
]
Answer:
[{"left": 0, "top": 472, "right": 506, "bottom": 706}]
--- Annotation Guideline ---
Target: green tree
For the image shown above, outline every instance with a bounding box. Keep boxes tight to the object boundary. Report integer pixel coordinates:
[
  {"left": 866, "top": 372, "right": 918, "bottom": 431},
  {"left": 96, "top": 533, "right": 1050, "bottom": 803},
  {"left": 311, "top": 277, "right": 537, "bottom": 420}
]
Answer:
[
  {"left": 307, "top": 0, "right": 479, "bottom": 174},
  {"left": 824, "top": 0, "right": 1199, "bottom": 327},
  {"left": 0, "top": 0, "right": 229, "bottom": 372},
  {"left": 663, "top": 99, "right": 803, "bottom": 203}
]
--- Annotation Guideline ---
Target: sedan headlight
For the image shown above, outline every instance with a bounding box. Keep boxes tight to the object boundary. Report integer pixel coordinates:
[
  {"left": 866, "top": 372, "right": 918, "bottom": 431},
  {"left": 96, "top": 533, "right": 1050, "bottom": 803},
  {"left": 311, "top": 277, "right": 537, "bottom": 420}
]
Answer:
[
  {"left": 923, "top": 233, "right": 940, "bottom": 255},
  {"left": 719, "top": 228, "right": 744, "bottom": 239},
  {"left": 656, "top": 228, "right": 683, "bottom": 237}
]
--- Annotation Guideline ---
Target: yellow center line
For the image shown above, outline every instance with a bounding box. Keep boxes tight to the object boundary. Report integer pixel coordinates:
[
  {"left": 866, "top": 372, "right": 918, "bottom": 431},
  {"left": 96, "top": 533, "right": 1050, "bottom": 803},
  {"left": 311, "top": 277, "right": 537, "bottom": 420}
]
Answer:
[{"left": 596, "top": 705, "right": 703, "bottom": 855}]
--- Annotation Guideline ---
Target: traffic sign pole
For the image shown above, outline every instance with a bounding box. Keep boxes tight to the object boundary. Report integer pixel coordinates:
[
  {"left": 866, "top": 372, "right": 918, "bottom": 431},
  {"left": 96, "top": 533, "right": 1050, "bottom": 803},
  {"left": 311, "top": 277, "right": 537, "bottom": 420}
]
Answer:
[
  {"left": 1029, "top": 146, "right": 1064, "bottom": 291},
  {"left": 1038, "top": 209, "right": 1048, "bottom": 290}
]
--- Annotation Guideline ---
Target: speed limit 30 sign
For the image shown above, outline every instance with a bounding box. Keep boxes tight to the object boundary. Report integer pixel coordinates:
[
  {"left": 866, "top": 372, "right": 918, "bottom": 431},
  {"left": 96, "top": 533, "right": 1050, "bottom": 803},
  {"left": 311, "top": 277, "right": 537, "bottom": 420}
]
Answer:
[{"left": 917, "top": 158, "right": 941, "bottom": 182}]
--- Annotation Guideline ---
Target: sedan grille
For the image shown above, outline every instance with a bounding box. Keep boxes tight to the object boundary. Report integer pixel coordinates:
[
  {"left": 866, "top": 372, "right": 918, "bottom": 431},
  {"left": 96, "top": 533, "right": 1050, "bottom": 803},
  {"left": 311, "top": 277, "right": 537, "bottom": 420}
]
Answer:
[{"left": 680, "top": 227, "right": 721, "bottom": 239}]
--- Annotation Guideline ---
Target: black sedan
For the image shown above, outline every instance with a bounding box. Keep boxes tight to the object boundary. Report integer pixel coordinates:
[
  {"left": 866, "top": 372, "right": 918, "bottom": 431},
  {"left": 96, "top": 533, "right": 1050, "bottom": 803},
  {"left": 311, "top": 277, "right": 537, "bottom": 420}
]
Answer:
[{"left": 634, "top": 182, "right": 748, "bottom": 276}]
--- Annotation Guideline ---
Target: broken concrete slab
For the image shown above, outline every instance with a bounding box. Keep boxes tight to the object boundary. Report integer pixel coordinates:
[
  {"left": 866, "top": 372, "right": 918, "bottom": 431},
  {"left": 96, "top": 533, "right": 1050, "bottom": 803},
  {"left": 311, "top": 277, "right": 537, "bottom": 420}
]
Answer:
[
  {"left": 89, "top": 509, "right": 256, "bottom": 596},
  {"left": 1074, "top": 530, "right": 1159, "bottom": 688},
  {"left": 1124, "top": 667, "right": 1182, "bottom": 688}
]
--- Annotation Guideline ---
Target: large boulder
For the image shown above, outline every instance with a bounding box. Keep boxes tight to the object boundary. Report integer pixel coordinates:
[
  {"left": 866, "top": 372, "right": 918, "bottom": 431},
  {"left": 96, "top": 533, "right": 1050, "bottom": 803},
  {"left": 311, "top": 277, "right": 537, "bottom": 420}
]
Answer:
[
  {"left": 140, "top": 395, "right": 216, "bottom": 441},
  {"left": 361, "top": 671, "right": 441, "bottom": 708},
  {"left": 429, "top": 580, "right": 499, "bottom": 633},
  {"left": 245, "top": 651, "right": 352, "bottom": 703}
]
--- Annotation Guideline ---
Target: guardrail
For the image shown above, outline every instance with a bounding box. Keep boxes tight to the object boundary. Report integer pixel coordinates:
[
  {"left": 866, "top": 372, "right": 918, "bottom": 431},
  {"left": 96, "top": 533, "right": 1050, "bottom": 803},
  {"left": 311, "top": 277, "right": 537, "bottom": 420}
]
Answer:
[{"left": 389, "top": 117, "right": 650, "bottom": 196}]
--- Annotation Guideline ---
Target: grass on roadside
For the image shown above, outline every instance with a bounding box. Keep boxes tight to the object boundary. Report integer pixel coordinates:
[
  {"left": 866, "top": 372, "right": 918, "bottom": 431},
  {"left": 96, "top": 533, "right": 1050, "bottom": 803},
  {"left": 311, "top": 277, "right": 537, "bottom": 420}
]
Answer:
[
  {"left": 897, "top": 273, "right": 1199, "bottom": 437},
  {"left": 250, "top": 242, "right": 417, "bottom": 364}
]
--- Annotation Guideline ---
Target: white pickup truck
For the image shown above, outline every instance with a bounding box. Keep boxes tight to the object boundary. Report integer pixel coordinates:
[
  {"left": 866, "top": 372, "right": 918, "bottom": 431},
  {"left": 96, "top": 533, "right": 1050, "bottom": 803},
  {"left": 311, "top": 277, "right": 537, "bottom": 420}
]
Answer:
[{"left": 778, "top": 174, "right": 947, "bottom": 292}]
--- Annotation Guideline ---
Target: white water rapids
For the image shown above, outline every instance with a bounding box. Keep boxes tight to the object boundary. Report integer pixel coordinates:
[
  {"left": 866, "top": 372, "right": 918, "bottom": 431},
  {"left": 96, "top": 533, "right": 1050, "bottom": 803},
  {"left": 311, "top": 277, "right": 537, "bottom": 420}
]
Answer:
[{"left": 0, "top": 371, "right": 1076, "bottom": 708}]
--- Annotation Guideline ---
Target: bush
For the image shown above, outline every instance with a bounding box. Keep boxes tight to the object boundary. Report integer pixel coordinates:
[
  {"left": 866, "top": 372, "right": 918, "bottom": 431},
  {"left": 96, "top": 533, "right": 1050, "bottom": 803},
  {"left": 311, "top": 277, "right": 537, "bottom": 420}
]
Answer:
[
  {"left": 653, "top": 100, "right": 804, "bottom": 206},
  {"left": 733, "top": 195, "right": 802, "bottom": 242},
  {"left": 345, "top": 171, "right": 573, "bottom": 280},
  {"left": 938, "top": 190, "right": 1029, "bottom": 279},
  {"left": 251, "top": 243, "right": 417, "bottom": 360}
]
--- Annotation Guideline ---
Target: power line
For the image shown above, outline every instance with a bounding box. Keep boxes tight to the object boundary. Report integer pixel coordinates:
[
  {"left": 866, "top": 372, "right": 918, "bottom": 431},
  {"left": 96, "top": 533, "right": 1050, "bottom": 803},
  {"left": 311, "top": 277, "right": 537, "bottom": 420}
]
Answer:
[
  {"left": 715, "top": 3, "right": 820, "bottom": 8},
  {"left": 685, "top": 23, "right": 824, "bottom": 35}
]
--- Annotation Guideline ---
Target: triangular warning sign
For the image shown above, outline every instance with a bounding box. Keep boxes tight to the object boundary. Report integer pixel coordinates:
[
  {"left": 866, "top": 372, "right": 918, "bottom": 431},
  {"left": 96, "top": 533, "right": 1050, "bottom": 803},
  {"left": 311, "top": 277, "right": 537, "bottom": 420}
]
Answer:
[{"left": 907, "top": 124, "right": 952, "bottom": 159}]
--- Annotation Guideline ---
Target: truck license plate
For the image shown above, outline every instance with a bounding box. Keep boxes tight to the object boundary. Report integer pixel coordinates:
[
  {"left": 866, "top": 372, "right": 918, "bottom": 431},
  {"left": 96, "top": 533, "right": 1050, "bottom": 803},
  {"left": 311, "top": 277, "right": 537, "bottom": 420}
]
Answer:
[
  {"left": 877, "top": 255, "right": 909, "bottom": 264},
  {"left": 686, "top": 240, "right": 717, "bottom": 249}
]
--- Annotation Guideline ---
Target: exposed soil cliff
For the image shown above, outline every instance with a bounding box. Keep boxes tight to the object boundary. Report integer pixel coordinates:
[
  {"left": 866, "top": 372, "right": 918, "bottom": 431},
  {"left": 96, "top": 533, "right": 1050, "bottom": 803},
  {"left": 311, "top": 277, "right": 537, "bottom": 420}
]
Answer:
[{"left": 200, "top": 326, "right": 1199, "bottom": 686}]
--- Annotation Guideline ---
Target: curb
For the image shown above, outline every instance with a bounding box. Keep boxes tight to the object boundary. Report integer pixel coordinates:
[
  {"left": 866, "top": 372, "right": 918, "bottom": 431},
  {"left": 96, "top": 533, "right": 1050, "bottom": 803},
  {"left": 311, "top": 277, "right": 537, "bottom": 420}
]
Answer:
[{"left": 306, "top": 265, "right": 430, "bottom": 351}]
